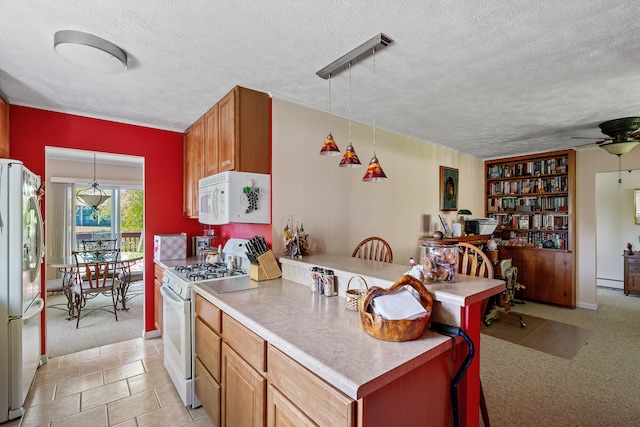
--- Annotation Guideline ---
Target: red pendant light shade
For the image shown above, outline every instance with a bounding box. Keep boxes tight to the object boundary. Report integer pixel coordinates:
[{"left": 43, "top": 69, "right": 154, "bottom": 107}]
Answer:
[
  {"left": 339, "top": 143, "right": 362, "bottom": 167},
  {"left": 362, "top": 155, "right": 387, "bottom": 182},
  {"left": 319, "top": 133, "right": 340, "bottom": 156}
]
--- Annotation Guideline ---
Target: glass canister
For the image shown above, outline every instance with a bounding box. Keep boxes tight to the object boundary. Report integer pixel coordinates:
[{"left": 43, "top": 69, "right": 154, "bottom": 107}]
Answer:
[
  {"left": 310, "top": 267, "right": 320, "bottom": 293},
  {"left": 420, "top": 232, "right": 458, "bottom": 282}
]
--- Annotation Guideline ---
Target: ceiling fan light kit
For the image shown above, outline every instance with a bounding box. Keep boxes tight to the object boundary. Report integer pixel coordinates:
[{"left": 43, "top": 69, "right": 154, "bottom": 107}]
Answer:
[
  {"left": 597, "top": 116, "right": 640, "bottom": 156},
  {"left": 600, "top": 141, "right": 640, "bottom": 156}
]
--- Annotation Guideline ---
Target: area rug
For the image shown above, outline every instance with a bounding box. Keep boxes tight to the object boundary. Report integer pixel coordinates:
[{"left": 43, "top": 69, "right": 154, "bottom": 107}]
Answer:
[
  {"left": 45, "top": 283, "right": 144, "bottom": 358},
  {"left": 481, "top": 312, "right": 593, "bottom": 359}
]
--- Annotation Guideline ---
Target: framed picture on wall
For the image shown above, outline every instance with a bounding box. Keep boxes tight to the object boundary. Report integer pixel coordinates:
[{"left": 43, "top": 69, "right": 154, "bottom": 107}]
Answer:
[{"left": 439, "top": 166, "right": 459, "bottom": 211}]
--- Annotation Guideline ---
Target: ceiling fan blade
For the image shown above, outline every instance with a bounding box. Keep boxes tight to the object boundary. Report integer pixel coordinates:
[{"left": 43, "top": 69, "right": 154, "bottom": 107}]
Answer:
[
  {"left": 628, "top": 129, "right": 640, "bottom": 139},
  {"left": 573, "top": 140, "right": 606, "bottom": 148}
]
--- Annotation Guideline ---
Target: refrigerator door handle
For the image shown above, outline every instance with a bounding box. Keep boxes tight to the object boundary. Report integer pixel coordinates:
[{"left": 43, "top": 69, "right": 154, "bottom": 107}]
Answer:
[
  {"left": 23, "top": 297, "right": 45, "bottom": 321},
  {"left": 28, "top": 196, "right": 45, "bottom": 283}
]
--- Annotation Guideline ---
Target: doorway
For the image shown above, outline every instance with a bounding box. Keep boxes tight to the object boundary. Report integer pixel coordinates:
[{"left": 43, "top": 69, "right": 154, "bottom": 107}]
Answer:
[
  {"left": 44, "top": 147, "right": 145, "bottom": 357},
  {"left": 595, "top": 169, "right": 640, "bottom": 290}
]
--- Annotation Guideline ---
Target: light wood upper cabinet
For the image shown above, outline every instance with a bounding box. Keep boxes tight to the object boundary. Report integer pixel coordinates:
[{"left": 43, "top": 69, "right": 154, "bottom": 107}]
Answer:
[
  {"left": 217, "top": 90, "right": 235, "bottom": 172},
  {"left": 203, "top": 104, "right": 219, "bottom": 177},
  {"left": 217, "top": 86, "right": 270, "bottom": 174},
  {"left": 0, "top": 94, "right": 9, "bottom": 159},
  {"left": 183, "top": 117, "right": 204, "bottom": 218},
  {"left": 183, "top": 85, "right": 270, "bottom": 218}
]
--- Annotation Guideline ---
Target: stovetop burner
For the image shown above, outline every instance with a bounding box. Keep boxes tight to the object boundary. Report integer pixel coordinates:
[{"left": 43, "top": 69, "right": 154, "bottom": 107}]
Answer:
[{"left": 173, "top": 263, "right": 247, "bottom": 282}]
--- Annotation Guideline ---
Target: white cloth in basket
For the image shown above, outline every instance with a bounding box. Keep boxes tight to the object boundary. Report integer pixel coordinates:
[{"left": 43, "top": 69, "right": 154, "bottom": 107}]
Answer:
[{"left": 370, "top": 288, "right": 427, "bottom": 320}]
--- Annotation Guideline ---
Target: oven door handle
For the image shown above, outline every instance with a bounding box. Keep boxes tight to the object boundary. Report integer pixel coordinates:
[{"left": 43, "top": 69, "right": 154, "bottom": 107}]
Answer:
[{"left": 160, "top": 284, "right": 190, "bottom": 312}]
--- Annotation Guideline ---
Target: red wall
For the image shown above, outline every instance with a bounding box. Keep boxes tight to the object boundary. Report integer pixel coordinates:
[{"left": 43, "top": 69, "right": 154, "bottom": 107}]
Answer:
[
  {"left": 10, "top": 106, "right": 203, "bottom": 351},
  {"left": 10, "top": 105, "right": 273, "bottom": 354}
]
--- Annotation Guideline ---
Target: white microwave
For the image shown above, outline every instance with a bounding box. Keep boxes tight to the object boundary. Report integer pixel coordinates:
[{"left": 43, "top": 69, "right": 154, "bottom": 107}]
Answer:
[{"left": 198, "top": 171, "right": 270, "bottom": 225}]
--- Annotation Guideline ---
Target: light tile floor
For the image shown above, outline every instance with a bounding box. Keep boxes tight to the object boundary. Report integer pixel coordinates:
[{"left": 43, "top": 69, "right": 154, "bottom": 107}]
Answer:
[{"left": 4, "top": 337, "right": 213, "bottom": 427}]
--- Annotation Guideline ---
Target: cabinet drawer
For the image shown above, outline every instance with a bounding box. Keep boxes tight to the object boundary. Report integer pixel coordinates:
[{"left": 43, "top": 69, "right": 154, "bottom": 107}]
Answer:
[
  {"left": 194, "top": 356, "right": 221, "bottom": 427},
  {"left": 267, "top": 345, "right": 354, "bottom": 427},
  {"left": 628, "top": 264, "right": 640, "bottom": 273},
  {"left": 195, "top": 294, "right": 221, "bottom": 333},
  {"left": 223, "top": 313, "right": 266, "bottom": 373},
  {"left": 154, "top": 264, "right": 164, "bottom": 281},
  {"left": 194, "top": 316, "right": 222, "bottom": 382},
  {"left": 267, "top": 384, "right": 315, "bottom": 427}
]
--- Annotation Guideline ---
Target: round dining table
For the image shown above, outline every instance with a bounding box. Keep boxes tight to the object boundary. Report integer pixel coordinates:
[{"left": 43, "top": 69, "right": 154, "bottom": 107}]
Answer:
[{"left": 47, "top": 252, "right": 144, "bottom": 318}]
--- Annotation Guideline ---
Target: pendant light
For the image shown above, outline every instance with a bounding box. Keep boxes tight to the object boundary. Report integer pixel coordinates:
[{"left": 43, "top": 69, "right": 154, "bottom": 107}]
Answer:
[
  {"left": 319, "top": 73, "right": 341, "bottom": 156},
  {"left": 339, "top": 62, "right": 362, "bottom": 167},
  {"left": 362, "top": 47, "right": 388, "bottom": 182},
  {"left": 76, "top": 153, "right": 111, "bottom": 209}
]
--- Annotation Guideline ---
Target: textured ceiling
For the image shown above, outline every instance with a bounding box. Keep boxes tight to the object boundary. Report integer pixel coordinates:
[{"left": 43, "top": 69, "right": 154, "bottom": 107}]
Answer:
[{"left": 2, "top": 1, "right": 640, "bottom": 160}]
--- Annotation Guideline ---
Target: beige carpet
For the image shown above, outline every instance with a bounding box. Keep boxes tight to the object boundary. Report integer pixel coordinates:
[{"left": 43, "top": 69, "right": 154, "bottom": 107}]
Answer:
[
  {"left": 481, "top": 312, "right": 592, "bottom": 359},
  {"left": 45, "top": 283, "right": 144, "bottom": 358},
  {"left": 480, "top": 287, "right": 640, "bottom": 427}
]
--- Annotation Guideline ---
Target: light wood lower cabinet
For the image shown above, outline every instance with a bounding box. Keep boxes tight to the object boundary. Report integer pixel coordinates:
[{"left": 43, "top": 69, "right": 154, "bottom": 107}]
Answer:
[
  {"left": 267, "top": 385, "right": 315, "bottom": 427},
  {"left": 267, "top": 345, "right": 354, "bottom": 427},
  {"left": 194, "top": 294, "right": 222, "bottom": 424},
  {"left": 221, "top": 343, "right": 266, "bottom": 427},
  {"left": 194, "top": 356, "right": 221, "bottom": 426},
  {"left": 193, "top": 292, "right": 353, "bottom": 427},
  {"left": 153, "top": 264, "right": 163, "bottom": 335}
]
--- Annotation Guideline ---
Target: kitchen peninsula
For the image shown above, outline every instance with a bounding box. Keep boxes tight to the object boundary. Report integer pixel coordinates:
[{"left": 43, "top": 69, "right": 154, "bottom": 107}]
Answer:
[{"left": 190, "top": 254, "right": 504, "bottom": 426}]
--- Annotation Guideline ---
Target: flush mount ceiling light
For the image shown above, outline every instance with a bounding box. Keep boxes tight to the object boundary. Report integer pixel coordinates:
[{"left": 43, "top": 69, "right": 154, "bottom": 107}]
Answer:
[
  {"left": 54, "top": 30, "right": 127, "bottom": 74},
  {"left": 77, "top": 153, "right": 111, "bottom": 210}
]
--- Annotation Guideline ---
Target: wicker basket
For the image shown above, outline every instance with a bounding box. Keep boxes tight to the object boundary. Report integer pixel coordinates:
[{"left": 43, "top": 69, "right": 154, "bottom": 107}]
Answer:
[
  {"left": 359, "top": 275, "right": 433, "bottom": 342},
  {"left": 344, "top": 275, "right": 369, "bottom": 312}
]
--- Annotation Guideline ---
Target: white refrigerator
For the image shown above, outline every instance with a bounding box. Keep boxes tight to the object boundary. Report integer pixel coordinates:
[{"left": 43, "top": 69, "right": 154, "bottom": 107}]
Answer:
[{"left": 0, "top": 159, "right": 45, "bottom": 423}]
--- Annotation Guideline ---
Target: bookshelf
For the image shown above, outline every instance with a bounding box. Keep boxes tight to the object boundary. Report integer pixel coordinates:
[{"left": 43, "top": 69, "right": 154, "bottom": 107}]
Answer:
[{"left": 485, "top": 149, "right": 575, "bottom": 308}]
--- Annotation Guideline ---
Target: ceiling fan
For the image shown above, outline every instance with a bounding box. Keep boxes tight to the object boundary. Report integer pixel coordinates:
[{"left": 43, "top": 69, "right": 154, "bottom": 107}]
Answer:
[
  {"left": 573, "top": 117, "right": 640, "bottom": 185},
  {"left": 572, "top": 117, "right": 640, "bottom": 155}
]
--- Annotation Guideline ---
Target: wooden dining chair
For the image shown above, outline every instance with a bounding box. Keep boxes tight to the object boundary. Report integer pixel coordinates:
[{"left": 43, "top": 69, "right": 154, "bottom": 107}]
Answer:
[
  {"left": 458, "top": 242, "right": 494, "bottom": 280},
  {"left": 352, "top": 237, "right": 393, "bottom": 263},
  {"left": 456, "top": 242, "right": 492, "bottom": 427},
  {"left": 72, "top": 249, "right": 121, "bottom": 328}
]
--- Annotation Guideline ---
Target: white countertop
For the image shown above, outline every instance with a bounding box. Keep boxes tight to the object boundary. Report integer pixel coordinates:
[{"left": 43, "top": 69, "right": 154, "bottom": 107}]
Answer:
[
  {"left": 191, "top": 255, "right": 504, "bottom": 401},
  {"left": 279, "top": 254, "right": 503, "bottom": 306}
]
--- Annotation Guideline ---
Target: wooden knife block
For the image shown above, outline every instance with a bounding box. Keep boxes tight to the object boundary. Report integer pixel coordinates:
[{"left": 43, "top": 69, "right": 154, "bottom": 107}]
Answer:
[{"left": 249, "top": 250, "right": 282, "bottom": 281}]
